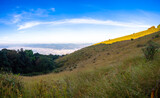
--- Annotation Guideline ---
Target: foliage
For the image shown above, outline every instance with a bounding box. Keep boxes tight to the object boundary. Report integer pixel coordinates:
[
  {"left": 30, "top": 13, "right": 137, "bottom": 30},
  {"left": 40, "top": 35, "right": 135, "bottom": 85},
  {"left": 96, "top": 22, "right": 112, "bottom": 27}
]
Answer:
[
  {"left": 142, "top": 41, "right": 159, "bottom": 60},
  {"left": 0, "top": 72, "right": 23, "bottom": 97},
  {"left": 35, "top": 57, "right": 54, "bottom": 73},
  {"left": 0, "top": 48, "right": 60, "bottom": 76},
  {"left": 155, "top": 34, "right": 160, "bottom": 38},
  {"left": 152, "top": 34, "right": 160, "bottom": 39}
]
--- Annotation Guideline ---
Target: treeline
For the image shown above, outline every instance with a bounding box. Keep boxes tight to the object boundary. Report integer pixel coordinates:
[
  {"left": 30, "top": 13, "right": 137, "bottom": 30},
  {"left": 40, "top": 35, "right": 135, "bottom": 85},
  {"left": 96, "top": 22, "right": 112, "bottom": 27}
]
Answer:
[{"left": 0, "top": 48, "right": 61, "bottom": 76}]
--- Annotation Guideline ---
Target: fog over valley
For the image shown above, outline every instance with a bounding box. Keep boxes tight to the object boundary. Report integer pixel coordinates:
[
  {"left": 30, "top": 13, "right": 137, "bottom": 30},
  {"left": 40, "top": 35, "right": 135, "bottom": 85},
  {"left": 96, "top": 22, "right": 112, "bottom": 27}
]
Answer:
[{"left": 0, "top": 43, "right": 92, "bottom": 55}]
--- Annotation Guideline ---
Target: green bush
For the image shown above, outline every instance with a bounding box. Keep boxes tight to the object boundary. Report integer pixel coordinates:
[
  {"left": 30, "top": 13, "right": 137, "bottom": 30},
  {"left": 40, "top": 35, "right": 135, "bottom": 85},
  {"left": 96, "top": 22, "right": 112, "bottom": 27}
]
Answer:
[
  {"left": 152, "top": 34, "right": 160, "bottom": 39},
  {"left": 155, "top": 34, "right": 160, "bottom": 38},
  {"left": 142, "top": 41, "right": 159, "bottom": 60},
  {"left": 0, "top": 72, "right": 23, "bottom": 97},
  {"left": 131, "top": 38, "right": 134, "bottom": 41}
]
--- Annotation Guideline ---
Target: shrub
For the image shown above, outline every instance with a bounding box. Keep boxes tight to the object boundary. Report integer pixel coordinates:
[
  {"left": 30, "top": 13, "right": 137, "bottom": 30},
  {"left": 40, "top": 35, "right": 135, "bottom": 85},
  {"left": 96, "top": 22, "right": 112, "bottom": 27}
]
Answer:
[
  {"left": 0, "top": 72, "right": 23, "bottom": 97},
  {"left": 152, "top": 34, "right": 160, "bottom": 39},
  {"left": 155, "top": 34, "right": 160, "bottom": 38},
  {"left": 131, "top": 38, "right": 134, "bottom": 41},
  {"left": 137, "top": 44, "right": 145, "bottom": 48},
  {"left": 142, "top": 41, "right": 159, "bottom": 60}
]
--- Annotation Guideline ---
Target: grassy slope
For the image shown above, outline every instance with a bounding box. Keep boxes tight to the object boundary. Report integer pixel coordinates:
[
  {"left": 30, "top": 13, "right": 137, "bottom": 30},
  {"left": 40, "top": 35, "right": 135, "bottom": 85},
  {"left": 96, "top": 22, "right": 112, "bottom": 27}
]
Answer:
[
  {"left": 19, "top": 30, "right": 160, "bottom": 97},
  {"left": 22, "top": 46, "right": 160, "bottom": 97},
  {"left": 55, "top": 28, "right": 160, "bottom": 72}
]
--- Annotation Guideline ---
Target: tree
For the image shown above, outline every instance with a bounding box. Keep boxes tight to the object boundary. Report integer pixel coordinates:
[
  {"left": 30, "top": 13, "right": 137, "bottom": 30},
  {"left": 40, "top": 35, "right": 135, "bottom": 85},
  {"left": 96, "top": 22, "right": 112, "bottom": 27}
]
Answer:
[
  {"left": 35, "top": 57, "right": 54, "bottom": 73},
  {"left": 0, "top": 49, "right": 11, "bottom": 72},
  {"left": 0, "top": 48, "right": 59, "bottom": 76}
]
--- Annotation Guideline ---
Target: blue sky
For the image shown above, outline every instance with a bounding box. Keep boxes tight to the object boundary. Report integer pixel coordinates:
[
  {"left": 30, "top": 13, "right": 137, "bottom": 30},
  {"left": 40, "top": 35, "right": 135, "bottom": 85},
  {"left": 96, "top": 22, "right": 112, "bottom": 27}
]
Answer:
[{"left": 0, "top": 0, "right": 160, "bottom": 44}]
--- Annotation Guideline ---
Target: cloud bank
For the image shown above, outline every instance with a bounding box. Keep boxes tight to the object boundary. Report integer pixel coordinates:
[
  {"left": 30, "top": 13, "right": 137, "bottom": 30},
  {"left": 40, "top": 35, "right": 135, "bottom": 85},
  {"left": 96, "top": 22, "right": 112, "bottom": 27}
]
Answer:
[
  {"left": 18, "top": 18, "right": 151, "bottom": 30},
  {"left": 2, "top": 47, "right": 78, "bottom": 55}
]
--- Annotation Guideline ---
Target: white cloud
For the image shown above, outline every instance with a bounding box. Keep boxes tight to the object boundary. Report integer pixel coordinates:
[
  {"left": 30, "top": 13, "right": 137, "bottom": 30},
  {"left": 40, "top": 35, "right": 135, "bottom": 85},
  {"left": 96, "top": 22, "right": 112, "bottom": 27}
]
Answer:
[
  {"left": 0, "top": 14, "right": 22, "bottom": 24},
  {"left": 18, "top": 22, "right": 41, "bottom": 30},
  {"left": 12, "top": 14, "right": 22, "bottom": 23},
  {"left": 17, "top": 18, "right": 151, "bottom": 30},
  {"left": 7, "top": 8, "right": 50, "bottom": 25},
  {"left": 51, "top": 8, "right": 55, "bottom": 12}
]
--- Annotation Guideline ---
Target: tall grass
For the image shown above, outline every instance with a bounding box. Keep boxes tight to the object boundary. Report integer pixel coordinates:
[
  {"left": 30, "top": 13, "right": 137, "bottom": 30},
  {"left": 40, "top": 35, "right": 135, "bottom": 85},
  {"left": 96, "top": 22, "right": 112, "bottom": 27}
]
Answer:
[
  {"left": 0, "top": 72, "right": 23, "bottom": 98},
  {"left": 61, "top": 56, "right": 160, "bottom": 97},
  {"left": 1, "top": 53, "right": 160, "bottom": 97},
  {"left": 20, "top": 53, "right": 160, "bottom": 98}
]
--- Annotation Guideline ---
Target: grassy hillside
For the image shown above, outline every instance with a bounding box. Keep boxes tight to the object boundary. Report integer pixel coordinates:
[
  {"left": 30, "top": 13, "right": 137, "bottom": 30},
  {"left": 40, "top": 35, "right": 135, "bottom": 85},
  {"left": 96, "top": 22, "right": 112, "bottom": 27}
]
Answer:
[
  {"left": 20, "top": 43, "right": 160, "bottom": 97},
  {"left": 55, "top": 27, "right": 160, "bottom": 72}
]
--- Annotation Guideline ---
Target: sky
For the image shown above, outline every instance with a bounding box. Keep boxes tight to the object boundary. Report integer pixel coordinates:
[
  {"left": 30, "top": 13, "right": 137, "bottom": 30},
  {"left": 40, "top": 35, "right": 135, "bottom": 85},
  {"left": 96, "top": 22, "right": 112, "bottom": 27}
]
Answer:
[{"left": 0, "top": 0, "right": 160, "bottom": 44}]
